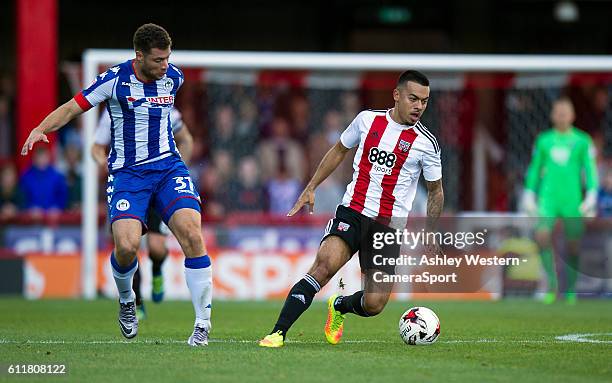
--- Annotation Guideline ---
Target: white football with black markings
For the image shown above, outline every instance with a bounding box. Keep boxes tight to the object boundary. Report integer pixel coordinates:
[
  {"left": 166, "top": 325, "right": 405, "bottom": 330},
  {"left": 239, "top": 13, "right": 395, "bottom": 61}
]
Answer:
[{"left": 399, "top": 306, "right": 440, "bottom": 345}]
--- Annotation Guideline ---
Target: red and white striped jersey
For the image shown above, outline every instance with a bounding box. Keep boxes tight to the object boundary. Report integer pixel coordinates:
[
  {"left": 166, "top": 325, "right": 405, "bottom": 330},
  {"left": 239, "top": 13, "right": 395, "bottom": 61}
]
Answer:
[{"left": 340, "top": 109, "right": 441, "bottom": 221}]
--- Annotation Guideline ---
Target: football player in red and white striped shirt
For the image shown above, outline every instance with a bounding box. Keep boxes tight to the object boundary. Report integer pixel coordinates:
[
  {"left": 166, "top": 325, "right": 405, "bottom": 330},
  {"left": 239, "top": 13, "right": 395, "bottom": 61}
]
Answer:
[{"left": 259, "top": 70, "right": 444, "bottom": 348}]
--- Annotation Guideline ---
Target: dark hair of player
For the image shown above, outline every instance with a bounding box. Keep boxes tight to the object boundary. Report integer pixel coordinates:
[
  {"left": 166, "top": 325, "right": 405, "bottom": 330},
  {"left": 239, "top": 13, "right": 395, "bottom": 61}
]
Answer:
[
  {"left": 397, "top": 70, "right": 430, "bottom": 87},
  {"left": 133, "top": 23, "right": 172, "bottom": 54}
]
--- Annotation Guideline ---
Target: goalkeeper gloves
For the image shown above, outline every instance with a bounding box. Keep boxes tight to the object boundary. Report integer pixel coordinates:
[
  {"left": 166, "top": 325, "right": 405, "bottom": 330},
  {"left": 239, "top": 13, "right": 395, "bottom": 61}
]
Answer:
[
  {"left": 579, "top": 190, "right": 598, "bottom": 218},
  {"left": 520, "top": 190, "right": 538, "bottom": 216}
]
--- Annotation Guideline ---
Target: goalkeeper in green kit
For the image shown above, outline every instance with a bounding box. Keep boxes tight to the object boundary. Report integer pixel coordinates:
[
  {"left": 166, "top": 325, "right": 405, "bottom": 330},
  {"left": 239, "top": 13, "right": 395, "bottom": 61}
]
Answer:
[{"left": 521, "top": 97, "right": 598, "bottom": 305}]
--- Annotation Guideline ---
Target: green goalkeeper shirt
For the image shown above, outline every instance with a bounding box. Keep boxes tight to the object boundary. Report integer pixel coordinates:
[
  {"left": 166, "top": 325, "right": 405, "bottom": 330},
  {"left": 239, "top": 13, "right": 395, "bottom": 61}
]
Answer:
[{"left": 525, "top": 126, "right": 598, "bottom": 202}]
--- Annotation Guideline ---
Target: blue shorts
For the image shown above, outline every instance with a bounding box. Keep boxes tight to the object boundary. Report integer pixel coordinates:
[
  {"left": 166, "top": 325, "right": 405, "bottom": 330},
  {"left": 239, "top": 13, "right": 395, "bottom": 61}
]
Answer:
[{"left": 106, "top": 155, "right": 201, "bottom": 232}]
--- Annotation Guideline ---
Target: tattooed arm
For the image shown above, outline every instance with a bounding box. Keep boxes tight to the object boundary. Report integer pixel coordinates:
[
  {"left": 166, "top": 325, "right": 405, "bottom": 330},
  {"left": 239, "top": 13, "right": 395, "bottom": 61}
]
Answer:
[{"left": 425, "top": 178, "right": 444, "bottom": 231}]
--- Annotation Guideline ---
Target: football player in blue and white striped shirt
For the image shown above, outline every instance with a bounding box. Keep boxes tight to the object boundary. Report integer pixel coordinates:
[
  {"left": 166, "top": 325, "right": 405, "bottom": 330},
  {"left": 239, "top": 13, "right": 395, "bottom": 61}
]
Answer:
[{"left": 21, "top": 24, "right": 212, "bottom": 346}]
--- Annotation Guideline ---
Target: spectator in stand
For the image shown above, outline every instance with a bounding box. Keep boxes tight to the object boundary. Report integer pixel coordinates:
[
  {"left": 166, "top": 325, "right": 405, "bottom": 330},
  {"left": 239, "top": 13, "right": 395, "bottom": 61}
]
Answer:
[
  {"left": 340, "top": 91, "right": 361, "bottom": 127},
  {"left": 266, "top": 161, "right": 301, "bottom": 215},
  {"left": 289, "top": 94, "right": 311, "bottom": 142},
  {"left": 20, "top": 146, "right": 67, "bottom": 213},
  {"left": 598, "top": 167, "right": 612, "bottom": 217},
  {"left": 60, "top": 143, "right": 82, "bottom": 210},
  {"left": 308, "top": 109, "right": 353, "bottom": 184},
  {"left": 211, "top": 104, "right": 241, "bottom": 157},
  {"left": 307, "top": 109, "right": 342, "bottom": 172},
  {"left": 211, "top": 149, "right": 234, "bottom": 186},
  {"left": 256, "top": 85, "right": 278, "bottom": 139},
  {"left": 235, "top": 99, "right": 260, "bottom": 155},
  {"left": 0, "top": 164, "right": 23, "bottom": 219},
  {"left": 258, "top": 116, "right": 305, "bottom": 182},
  {"left": 227, "top": 156, "right": 266, "bottom": 212},
  {"left": 197, "top": 165, "right": 226, "bottom": 219}
]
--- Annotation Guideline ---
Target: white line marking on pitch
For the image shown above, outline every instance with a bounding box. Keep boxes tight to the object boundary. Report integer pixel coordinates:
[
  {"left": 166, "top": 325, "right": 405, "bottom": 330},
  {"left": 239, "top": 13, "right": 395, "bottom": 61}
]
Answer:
[
  {"left": 2, "top": 334, "right": 611, "bottom": 345},
  {"left": 555, "top": 333, "right": 612, "bottom": 344}
]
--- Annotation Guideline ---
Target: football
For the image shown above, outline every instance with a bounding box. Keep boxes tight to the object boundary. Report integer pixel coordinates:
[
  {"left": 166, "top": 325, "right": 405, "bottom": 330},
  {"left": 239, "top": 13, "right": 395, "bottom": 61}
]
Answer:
[{"left": 399, "top": 306, "right": 440, "bottom": 345}]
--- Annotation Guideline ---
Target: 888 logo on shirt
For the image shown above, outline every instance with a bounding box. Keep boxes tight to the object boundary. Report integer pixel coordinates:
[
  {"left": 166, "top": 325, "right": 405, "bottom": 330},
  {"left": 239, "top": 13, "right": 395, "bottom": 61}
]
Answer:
[{"left": 368, "top": 147, "right": 397, "bottom": 175}]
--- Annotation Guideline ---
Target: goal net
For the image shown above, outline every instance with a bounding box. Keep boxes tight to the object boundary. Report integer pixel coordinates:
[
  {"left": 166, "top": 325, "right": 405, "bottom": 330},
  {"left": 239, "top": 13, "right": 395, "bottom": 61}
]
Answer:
[{"left": 77, "top": 51, "right": 612, "bottom": 299}]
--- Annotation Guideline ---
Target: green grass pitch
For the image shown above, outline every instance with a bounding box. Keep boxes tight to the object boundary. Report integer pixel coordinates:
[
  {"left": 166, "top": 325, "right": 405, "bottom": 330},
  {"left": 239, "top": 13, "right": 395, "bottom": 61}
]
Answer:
[{"left": 0, "top": 298, "right": 610, "bottom": 382}]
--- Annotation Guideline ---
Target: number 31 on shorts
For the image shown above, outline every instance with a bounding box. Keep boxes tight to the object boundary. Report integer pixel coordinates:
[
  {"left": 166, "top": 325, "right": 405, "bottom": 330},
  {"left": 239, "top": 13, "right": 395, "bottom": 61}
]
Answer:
[{"left": 173, "top": 176, "right": 195, "bottom": 195}]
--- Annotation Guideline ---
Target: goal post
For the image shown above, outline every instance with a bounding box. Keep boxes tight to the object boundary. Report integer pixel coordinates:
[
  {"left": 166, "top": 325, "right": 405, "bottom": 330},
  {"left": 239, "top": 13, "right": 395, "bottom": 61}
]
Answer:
[{"left": 81, "top": 50, "right": 612, "bottom": 299}]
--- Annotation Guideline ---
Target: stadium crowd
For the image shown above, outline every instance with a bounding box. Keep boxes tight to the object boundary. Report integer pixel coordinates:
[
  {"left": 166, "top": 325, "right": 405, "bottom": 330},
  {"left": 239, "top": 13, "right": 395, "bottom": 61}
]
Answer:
[{"left": 1, "top": 72, "right": 612, "bottom": 220}]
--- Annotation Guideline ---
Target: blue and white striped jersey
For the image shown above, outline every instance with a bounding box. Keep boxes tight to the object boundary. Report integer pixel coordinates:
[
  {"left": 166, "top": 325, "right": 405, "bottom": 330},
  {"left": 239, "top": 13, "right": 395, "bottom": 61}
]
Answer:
[
  {"left": 94, "top": 107, "right": 184, "bottom": 146},
  {"left": 75, "top": 59, "right": 184, "bottom": 171}
]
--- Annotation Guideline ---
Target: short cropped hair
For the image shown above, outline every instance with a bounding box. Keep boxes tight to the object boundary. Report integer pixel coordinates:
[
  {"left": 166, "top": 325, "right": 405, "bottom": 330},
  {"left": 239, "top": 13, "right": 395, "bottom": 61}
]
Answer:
[
  {"left": 133, "top": 23, "right": 172, "bottom": 54},
  {"left": 397, "top": 70, "right": 430, "bottom": 87}
]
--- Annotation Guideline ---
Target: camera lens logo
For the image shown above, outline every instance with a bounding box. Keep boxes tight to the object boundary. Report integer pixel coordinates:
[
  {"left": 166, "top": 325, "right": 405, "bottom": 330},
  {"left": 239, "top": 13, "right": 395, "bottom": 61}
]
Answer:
[{"left": 116, "top": 199, "right": 130, "bottom": 211}]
